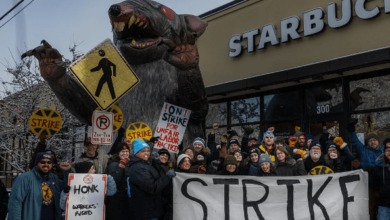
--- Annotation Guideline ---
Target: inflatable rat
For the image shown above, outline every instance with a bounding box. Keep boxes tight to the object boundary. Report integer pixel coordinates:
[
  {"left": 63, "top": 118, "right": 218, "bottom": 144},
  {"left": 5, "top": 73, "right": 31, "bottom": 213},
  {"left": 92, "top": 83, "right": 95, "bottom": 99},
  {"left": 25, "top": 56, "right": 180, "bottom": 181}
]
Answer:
[{"left": 22, "top": 0, "right": 209, "bottom": 147}]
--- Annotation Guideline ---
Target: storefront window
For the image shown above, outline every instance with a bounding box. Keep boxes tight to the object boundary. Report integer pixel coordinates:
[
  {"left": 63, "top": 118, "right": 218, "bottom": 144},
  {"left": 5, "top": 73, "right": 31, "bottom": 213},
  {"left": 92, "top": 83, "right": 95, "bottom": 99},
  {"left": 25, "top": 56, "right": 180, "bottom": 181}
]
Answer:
[
  {"left": 350, "top": 75, "right": 390, "bottom": 111},
  {"left": 265, "top": 121, "right": 299, "bottom": 139},
  {"left": 206, "top": 102, "right": 227, "bottom": 127},
  {"left": 231, "top": 97, "right": 260, "bottom": 124},
  {"left": 305, "top": 81, "right": 343, "bottom": 115},
  {"left": 230, "top": 124, "right": 260, "bottom": 143},
  {"left": 264, "top": 92, "right": 299, "bottom": 120},
  {"left": 205, "top": 127, "right": 227, "bottom": 145},
  {"left": 352, "top": 110, "right": 390, "bottom": 144}
]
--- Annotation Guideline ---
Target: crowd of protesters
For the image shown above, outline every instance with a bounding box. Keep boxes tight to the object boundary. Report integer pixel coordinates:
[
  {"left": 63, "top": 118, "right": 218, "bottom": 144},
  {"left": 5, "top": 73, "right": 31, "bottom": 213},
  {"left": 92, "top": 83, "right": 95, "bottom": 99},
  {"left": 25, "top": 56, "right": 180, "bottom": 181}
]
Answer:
[{"left": 2, "top": 118, "right": 390, "bottom": 220}]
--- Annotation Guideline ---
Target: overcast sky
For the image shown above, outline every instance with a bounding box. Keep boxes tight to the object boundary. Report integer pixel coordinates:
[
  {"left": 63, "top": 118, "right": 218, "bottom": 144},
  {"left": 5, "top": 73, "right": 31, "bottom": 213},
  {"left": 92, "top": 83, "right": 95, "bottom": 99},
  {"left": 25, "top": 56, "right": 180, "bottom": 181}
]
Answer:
[{"left": 0, "top": 0, "right": 231, "bottom": 95}]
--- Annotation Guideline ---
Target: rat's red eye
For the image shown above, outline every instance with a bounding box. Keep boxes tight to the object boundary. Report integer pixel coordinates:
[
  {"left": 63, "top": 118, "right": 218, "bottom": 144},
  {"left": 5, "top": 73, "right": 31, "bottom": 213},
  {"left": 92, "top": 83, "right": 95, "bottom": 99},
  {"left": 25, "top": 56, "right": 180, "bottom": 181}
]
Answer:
[{"left": 161, "top": 6, "right": 174, "bottom": 20}]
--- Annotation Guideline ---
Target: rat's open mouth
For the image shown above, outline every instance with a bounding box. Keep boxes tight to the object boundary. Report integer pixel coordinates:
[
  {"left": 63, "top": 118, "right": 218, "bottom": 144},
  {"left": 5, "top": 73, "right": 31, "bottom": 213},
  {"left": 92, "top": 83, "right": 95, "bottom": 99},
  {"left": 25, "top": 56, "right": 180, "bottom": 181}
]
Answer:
[{"left": 110, "top": 13, "right": 162, "bottom": 49}]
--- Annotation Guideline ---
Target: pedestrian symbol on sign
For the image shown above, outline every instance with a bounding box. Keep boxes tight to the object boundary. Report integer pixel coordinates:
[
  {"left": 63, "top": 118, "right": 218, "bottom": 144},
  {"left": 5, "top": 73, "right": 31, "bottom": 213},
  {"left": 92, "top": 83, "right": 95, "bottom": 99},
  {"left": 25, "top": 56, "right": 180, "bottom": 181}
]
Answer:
[{"left": 91, "top": 50, "right": 117, "bottom": 100}]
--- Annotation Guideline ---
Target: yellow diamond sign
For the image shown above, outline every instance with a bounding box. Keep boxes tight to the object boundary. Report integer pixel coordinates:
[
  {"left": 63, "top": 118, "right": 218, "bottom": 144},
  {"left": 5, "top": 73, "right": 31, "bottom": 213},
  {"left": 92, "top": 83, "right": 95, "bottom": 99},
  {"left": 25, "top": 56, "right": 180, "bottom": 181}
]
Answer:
[{"left": 69, "top": 38, "right": 139, "bottom": 110}]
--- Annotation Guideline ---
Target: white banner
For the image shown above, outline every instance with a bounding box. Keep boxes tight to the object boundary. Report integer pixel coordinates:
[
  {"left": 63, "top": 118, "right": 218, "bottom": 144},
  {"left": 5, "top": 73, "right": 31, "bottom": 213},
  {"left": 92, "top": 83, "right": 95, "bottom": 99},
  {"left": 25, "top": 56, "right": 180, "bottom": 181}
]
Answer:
[
  {"left": 66, "top": 174, "right": 107, "bottom": 220},
  {"left": 154, "top": 102, "right": 191, "bottom": 153},
  {"left": 173, "top": 170, "right": 368, "bottom": 220}
]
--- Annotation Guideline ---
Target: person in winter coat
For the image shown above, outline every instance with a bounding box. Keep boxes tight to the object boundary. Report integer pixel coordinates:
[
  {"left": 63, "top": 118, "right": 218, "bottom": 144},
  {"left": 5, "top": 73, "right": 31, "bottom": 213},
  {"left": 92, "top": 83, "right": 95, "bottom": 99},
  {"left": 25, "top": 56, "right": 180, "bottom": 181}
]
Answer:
[
  {"left": 234, "top": 150, "right": 249, "bottom": 175},
  {"left": 274, "top": 146, "right": 306, "bottom": 176},
  {"left": 371, "top": 144, "right": 390, "bottom": 220},
  {"left": 326, "top": 138, "right": 354, "bottom": 171},
  {"left": 8, "top": 152, "right": 70, "bottom": 220},
  {"left": 28, "top": 134, "right": 64, "bottom": 179},
  {"left": 228, "top": 139, "right": 241, "bottom": 155},
  {"left": 105, "top": 142, "right": 130, "bottom": 220},
  {"left": 183, "top": 147, "right": 206, "bottom": 173},
  {"left": 258, "top": 131, "right": 276, "bottom": 162},
  {"left": 250, "top": 154, "right": 277, "bottom": 177},
  {"left": 127, "top": 139, "right": 175, "bottom": 220},
  {"left": 59, "top": 161, "right": 117, "bottom": 211},
  {"left": 176, "top": 154, "right": 193, "bottom": 173},
  {"left": 212, "top": 155, "right": 242, "bottom": 175},
  {"left": 0, "top": 179, "right": 9, "bottom": 220},
  {"left": 304, "top": 141, "right": 342, "bottom": 174},
  {"left": 76, "top": 137, "right": 110, "bottom": 174},
  {"left": 248, "top": 147, "right": 261, "bottom": 176},
  {"left": 288, "top": 132, "right": 309, "bottom": 161}
]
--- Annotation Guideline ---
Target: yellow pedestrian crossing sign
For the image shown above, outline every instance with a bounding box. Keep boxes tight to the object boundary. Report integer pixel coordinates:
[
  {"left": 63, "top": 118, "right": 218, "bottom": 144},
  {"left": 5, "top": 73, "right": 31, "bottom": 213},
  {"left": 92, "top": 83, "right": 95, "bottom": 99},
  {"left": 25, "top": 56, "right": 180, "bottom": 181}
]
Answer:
[{"left": 69, "top": 38, "right": 139, "bottom": 110}]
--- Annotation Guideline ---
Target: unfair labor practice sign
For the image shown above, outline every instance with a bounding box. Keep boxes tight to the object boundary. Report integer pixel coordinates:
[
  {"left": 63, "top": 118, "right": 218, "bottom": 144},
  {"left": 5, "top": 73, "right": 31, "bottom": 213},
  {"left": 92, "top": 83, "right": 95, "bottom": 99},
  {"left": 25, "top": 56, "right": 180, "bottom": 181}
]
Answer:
[
  {"left": 154, "top": 102, "right": 191, "bottom": 153},
  {"left": 66, "top": 174, "right": 107, "bottom": 220},
  {"left": 173, "top": 170, "right": 369, "bottom": 220},
  {"left": 29, "top": 108, "right": 62, "bottom": 136},
  {"left": 91, "top": 111, "right": 114, "bottom": 145},
  {"left": 69, "top": 38, "right": 139, "bottom": 110}
]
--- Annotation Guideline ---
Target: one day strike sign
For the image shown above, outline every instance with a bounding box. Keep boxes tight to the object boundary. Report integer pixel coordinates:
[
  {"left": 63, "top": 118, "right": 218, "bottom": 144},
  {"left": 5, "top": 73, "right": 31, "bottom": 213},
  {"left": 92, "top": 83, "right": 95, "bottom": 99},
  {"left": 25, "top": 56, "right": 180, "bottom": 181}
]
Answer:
[
  {"left": 154, "top": 102, "right": 191, "bottom": 153},
  {"left": 173, "top": 170, "right": 369, "bottom": 220}
]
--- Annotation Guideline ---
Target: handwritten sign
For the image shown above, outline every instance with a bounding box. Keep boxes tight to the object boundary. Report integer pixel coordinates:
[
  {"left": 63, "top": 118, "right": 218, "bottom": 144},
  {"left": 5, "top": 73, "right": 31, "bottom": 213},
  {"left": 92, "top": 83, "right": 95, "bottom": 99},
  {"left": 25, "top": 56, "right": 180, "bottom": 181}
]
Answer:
[
  {"left": 154, "top": 102, "right": 191, "bottom": 153},
  {"left": 91, "top": 110, "right": 114, "bottom": 145},
  {"left": 29, "top": 108, "right": 62, "bottom": 136},
  {"left": 66, "top": 174, "right": 107, "bottom": 220}
]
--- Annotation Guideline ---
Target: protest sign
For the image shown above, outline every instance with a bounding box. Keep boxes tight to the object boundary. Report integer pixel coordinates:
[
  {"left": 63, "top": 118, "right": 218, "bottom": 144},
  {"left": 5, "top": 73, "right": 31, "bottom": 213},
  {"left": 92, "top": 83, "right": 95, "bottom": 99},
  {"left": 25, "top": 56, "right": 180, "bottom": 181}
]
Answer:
[
  {"left": 92, "top": 110, "right": 114, "bottom": 145},
  {"left": 29, "top": 108, "right": 62, "bottom": 136},
  {"left": 66, "top": 174, "right": 107, "bottom": 220},
  {"left": 126, "top": 122, "right": 153, "bottom": 143},
  {"left": 173, "top": 170, "right": 368, "bottom": 220},
  {"left": 154, "top": 102, "right": 191, "bottom": 153}
]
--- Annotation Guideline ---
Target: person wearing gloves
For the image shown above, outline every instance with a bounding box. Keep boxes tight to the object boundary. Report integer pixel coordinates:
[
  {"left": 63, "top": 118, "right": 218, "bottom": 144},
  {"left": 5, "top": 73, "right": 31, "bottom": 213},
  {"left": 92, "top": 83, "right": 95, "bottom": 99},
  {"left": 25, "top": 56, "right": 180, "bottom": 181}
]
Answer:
[
  {"left": 8, "top": 152, "right": 71, "bottom": 220},
  {"left": 288, "top": 132, "right": 309, "bottom": 161},
  {"left": 327, "top": 138, "right": 354, "bottom": 171},
  {"left": 303, "top": 141, "right": 342, "bottom": 174},
  {"left": 60, "top": 161, "right": 117, "bottom": 211},
  {"left": 106, "top": 142, "right": 131, "bottom": 219},
  {"left": 127, "top": 139, "right": 175, "bottom": 220},
  {"left": 250, "top": 154, "right": 276, "bottom": 177},
  {"left": 371, "top": 140, "right": 390, "bottom": 220},
  {"left": 258, "top": 131, "right": 276, "bottom": 162},
  {"left": 274, "top": 146, "right": 306, "bottom": 176}
]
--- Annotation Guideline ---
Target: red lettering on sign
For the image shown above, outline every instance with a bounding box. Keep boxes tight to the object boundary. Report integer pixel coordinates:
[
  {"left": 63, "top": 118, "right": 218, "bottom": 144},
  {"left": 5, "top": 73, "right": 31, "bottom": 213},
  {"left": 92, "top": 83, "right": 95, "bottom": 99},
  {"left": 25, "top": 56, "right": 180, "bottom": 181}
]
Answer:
[{"left": 42, "top": 119, "right": 47, "bottom": 128}]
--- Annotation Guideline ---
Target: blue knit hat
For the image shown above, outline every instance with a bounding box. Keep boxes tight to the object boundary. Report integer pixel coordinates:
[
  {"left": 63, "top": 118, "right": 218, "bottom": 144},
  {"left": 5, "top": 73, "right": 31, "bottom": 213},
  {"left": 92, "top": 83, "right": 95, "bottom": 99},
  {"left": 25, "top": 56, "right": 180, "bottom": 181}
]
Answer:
[
  {"left": 193, "top": 137, "right": 205, "bottom": 148},
  {"left": 306, "top": 134, "right": 314, "bottom": 140},
  {"left": 263, "top": 131, "right": 275, "bottom": 141},
  {"left": 34, "top": 152, "right": 53, "bottom": 166},
  {"left": 259, "top": 154, "right": 272, "bottom": 166},
  {"left": 133, "top": 139, "right": 150, "bottom": 155}
]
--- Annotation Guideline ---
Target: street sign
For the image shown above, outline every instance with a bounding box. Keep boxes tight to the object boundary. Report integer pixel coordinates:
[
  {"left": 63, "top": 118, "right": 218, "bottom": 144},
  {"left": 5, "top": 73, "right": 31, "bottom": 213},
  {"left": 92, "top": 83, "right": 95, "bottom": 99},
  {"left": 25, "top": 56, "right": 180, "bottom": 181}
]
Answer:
[
  {"left": 29, "top": 108, "right": 62, "bottom": 136},
  {"left": 92, "top": 110, "right": 114, "bottom": 145},
  {"left": 126, "top": 122, "right": 153, "bottom": 143},
  {"left": 95, "top": 105, "right": 123, "bottom": 132},
  {"left": 69, "top": 38, "right": 140, "bottom": 110}
]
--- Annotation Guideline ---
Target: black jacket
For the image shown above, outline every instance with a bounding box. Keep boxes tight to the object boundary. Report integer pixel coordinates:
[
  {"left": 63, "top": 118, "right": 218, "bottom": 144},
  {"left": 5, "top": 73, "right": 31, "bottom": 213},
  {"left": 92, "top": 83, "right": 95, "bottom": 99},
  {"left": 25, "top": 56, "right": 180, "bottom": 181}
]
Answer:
[
  {"left": 274, "top": 158, "right": 307, "bottom": 176},
  {"left": 371, "top": 154, "right": 390, "bottom": 208},
  {"left": 304, "top": 155, "right": 342, "bottom": 173},
  {"left": 106, "top": 157, "right": 130, "bottom": 219},
  {"left": 127, "top": 156, "right": 171, "bottom": 220},
  {"left": 0, "top": 180, "right": 8, "bottom": 220}
]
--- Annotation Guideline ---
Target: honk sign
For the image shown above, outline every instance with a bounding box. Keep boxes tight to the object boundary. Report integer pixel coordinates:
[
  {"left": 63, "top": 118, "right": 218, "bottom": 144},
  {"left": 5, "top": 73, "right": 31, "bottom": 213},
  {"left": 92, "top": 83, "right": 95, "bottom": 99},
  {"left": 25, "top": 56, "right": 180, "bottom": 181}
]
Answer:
[{"left": 154, "top": 102, "right": 191, "bottom": 153}]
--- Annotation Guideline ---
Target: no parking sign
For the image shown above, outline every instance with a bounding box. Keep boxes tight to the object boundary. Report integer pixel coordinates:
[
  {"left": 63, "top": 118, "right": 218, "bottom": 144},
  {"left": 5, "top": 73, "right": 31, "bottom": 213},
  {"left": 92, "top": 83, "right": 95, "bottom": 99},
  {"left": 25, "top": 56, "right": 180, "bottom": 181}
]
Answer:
[{"left": 92, "top": 110, "right": 114, "bottom": 145}]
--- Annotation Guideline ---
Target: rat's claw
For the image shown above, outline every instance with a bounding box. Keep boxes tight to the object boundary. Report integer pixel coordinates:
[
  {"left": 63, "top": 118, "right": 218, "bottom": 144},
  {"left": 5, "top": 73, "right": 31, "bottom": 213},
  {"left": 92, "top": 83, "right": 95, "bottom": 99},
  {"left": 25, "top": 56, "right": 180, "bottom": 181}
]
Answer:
[{"left": 41, "top": 40, "right": 52, "bottom": 49}]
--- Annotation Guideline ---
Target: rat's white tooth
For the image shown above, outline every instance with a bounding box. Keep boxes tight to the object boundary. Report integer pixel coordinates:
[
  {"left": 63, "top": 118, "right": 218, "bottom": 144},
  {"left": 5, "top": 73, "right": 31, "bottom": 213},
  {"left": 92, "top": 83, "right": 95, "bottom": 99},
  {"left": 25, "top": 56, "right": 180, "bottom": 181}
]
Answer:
[
  {"left": 128, "top": 16, "right": 135, "bottom": 28},
  {"left": 135, "top": 17, "right": 140, "bottom": 24}
]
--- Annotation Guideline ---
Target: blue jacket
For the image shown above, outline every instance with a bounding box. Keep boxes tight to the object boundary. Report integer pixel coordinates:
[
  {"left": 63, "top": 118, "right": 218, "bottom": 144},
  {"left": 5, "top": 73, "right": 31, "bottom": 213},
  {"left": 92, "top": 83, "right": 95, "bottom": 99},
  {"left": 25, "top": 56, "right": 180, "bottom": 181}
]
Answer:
[
  {"left": 348, "top": 131, "right": 383, "bottom": 170},
  {"left": 8, "top": 168, "right": 69, "bottom": 220},
  {"left": 248, "top": 162, "right": 260, "bottom": 176}
]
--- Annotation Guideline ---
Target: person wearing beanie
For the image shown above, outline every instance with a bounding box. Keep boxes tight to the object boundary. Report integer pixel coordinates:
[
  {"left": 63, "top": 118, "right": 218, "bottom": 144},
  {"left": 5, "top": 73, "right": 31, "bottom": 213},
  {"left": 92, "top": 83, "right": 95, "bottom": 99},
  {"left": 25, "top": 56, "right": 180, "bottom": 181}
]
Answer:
[
  {"left": 8, "top": 152, "right": 71, "bottom": 220},
  {"left": 326, "top": 138, "right": 354, "bottom": 172},
  {"left": 303, "top": 140, "right": 342, "bottom": 174},
  {"left": 127, "top": 139, "right": 175, "bottom": 220},
  {"left": 258, "top": 131, "right": 276, "bottom": 162},
  {"left": 371, "top": 138, "right": 390, "bottom": 220},
  {"left": 247, "top": 147, "right": 262, "bottom": 176},
  {"left": 233, "top": 150, "right": 249, "bottom": 175},
  {"left": 273, "top": 146, "right": 306, "bottom": 176},
  {"left": 212, "top": 155, "right": 241, "bottom": 175},
  {"left": 228, "top": 139, "right": 241, "bottom": 155},
  {"left": 183, "top": 146, "right": 207, "bottom": 174},
  {"left": 176, "top": 154, "right": 192, "bottom": 172},
  {"left": 105, "top": 142, "right": 131, "bottom": 219},
  {"left": 306, "top": 134, "right": 314, "bottom": 148},
  {"left": 288, "top": 132, "right": 309, "bottom": 161},
  {"left": 255, "top": 154, "right": 277, "bottom": 177}
]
